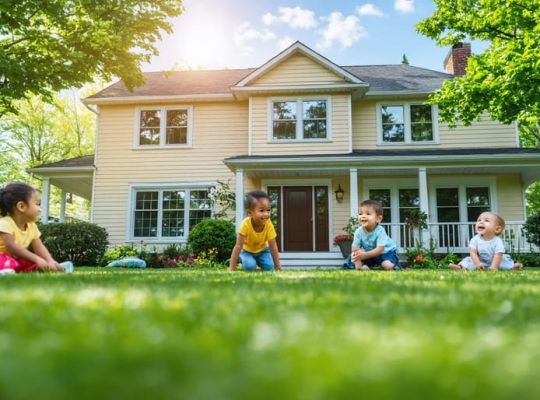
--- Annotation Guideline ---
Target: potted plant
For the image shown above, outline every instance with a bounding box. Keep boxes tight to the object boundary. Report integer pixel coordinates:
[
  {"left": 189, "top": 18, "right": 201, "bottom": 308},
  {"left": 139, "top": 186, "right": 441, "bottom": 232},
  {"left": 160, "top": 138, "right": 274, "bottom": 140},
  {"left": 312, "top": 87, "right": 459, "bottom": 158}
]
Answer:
[{"left": 333, "top": 216, "right": 358, "bottom": 258}]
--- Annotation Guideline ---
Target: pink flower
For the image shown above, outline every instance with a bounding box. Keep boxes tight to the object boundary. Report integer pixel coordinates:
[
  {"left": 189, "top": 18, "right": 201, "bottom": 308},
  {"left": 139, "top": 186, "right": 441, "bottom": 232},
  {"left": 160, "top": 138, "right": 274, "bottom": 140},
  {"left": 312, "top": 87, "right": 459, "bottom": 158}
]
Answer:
[{"left": 414, "top": 255, "right": 423, "bottom": 263}]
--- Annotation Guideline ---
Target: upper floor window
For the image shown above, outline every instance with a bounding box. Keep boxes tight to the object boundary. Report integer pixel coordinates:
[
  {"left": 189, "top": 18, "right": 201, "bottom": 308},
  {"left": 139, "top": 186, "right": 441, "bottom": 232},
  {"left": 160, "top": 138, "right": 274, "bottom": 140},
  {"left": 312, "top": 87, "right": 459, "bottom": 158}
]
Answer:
[
  {"left": 377, "top": 103, "right": 438, "bottom": 145},
  {"left": 270, "top": 98, "right": 330, "bottom": 141},
  {"left": 136, "top": 107, "right": 192, "bottom": 148}
]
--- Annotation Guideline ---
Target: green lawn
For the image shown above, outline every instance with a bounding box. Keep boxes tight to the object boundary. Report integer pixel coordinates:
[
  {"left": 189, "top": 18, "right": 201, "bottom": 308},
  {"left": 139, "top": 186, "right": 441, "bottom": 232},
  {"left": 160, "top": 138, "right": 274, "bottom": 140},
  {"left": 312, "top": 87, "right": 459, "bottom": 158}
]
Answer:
[{"left": 1, "top": 268, "right": 539, "bottom": 400}]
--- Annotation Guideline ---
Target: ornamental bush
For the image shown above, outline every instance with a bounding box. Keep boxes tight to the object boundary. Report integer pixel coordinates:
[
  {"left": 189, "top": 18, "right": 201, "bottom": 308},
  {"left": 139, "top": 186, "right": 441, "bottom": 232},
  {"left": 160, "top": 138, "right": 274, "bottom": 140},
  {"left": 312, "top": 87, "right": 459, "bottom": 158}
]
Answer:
[
  {"left": 188, "top": 218, "right": 236, "bottom": 262},
  {"left": 523, "top": 212, "right": 540, "bottom": 248},
  {"left": 40, "top": 222, "right": 108, "bottom": 266}
]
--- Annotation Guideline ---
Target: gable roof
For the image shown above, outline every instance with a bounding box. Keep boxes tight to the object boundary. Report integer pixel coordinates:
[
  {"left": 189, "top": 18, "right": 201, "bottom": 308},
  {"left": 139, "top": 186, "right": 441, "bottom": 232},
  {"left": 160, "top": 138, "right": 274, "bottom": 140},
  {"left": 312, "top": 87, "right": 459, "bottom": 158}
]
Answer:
[{"left": 84, "top": 42, "right": 453, "bottom": 104}]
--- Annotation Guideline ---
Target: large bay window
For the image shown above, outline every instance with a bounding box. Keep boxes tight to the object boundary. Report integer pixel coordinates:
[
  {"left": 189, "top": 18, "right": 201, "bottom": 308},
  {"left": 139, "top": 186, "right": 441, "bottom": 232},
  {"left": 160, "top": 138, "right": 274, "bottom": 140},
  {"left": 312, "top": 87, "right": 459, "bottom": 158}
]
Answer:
[
  {"left": 377, "top": 102, "right": 438, "bottom": 144},
  {"left": 131, "top": 186, "right": 211, "bottom": 240},
  {"left": 270, "top": 98, "right": 330, "bottom": 141},
  {"left": 136, "top": 106, "right": 192, "bottom": 147}
]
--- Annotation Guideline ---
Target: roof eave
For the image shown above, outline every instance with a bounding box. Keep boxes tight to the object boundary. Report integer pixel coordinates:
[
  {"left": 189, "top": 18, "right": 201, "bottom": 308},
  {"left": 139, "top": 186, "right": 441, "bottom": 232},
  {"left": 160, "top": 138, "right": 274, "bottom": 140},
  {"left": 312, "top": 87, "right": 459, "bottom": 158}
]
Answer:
[{"left": 83, "top": 93, "right": 235, "bottom": 105}]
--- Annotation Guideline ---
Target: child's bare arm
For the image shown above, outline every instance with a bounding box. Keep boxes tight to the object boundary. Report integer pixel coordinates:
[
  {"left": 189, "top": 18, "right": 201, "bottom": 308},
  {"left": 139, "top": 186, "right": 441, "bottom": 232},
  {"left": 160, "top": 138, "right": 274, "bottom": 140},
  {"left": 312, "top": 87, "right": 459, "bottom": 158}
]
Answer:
[
  {"left": 268, "top": 238, "right": 280, "bottom": 271},
  {"left": 488, "top": 252, "right": 503, "bottom": 270},
  {"left": 31, "top": 238, "right": 61, "bottom": 270},
  {"left": 470, "top": 249, "right": 484, "bottom": 269},
  {"left": 354, "top": 245, "right": 384, "bottom": 261},
  {"left": 228, "top": 234, "right": 245, "bottom": 271},
  {"left": 0, "top": 232, "right": 48, "bottom": 269}
]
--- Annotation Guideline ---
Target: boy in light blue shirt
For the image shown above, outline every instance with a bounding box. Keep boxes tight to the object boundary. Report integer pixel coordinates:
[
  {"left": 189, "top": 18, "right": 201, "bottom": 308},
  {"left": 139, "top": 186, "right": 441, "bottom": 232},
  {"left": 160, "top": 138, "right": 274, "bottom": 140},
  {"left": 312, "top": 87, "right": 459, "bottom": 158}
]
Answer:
[{"left": 351, "top": 199, "right": 401, "bottom": 271}]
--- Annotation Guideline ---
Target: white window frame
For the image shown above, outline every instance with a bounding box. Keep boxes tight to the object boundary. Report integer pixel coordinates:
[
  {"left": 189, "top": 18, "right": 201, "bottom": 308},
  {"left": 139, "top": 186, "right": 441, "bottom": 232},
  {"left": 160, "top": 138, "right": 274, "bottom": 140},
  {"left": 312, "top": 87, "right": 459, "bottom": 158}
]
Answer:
[
  {"left": 376, "top": 102, "right": 439, "bottom": 145},
  {"left": 363, "top": 178, "right": 419, "bottom": 224},
  {"left": 429, "top": 176, "right": 497, "bottom": 224},
  {"left": 134, "top": 106, "right": 193, "bottom": 149},
  {"left": 267, "top": 96, "right": 332, "bottom": 143},
  {"left": 127, "top": 182, "right": 214, "bottom": 242}
]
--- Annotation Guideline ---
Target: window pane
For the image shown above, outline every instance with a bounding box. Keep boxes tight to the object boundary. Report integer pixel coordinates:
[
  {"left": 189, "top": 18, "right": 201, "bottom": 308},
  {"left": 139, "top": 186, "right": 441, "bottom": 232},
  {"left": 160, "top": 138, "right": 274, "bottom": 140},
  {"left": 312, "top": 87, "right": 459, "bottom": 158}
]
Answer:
[
  {"left": 303, "top": 101, "right": 326, "bottom": 119},
  {"left": 140, "top": 110, "right": 161, "bottom": 127},
  {"left": 189, "top": 190, "right": 211, "bottom": 230},
  {"left": 411, "top": 123, "right": 433, "bottom": 141},
  {"left": 382, "top": 105, "right": 405, "bottom": 143},
  {"left": 436, "top": 188, "right": 458, "bottom": 207},
  {"left": 369, "top": 189, "right": 391, "bottom": 222},
  {"left": 134, "top": 192, "right": 158, "bottom": 237},
  {"left": 166, "top": 127, "right": 187, "bottom": 144},
  {"left": 303, "top": 120, "right": 326, "bottom": 139},
  {"left": 166, "top": 110, "right": 187, "bottom": 126},
  {"left": 382, "top": 124, "right": 405, "bottom": 142},
  {"left": 410, "top": 105, "right": 432, "bottom": 123},
  {"left": 273, "top": 102, "right": 296, "bottom": 120},
  {"left": 382, "top": 106, "right": 404, "bottom": 124},
  {"left": 162, "top": 211, "right": 184, "bottom": 237},
  {"left": 467, "top": 187, "right": 490, "bottom": 222},
  {"left": 399, "top": 189, "right": 419, "bottom": 208},
  {"left": 139, "top": 128, "right": 160, "bottom": 145},
  {"left": 139, "top": 110, "right": 161, "bottom": 146},
  {"left": 273, "top": 121, "right": 296, "bottom": 139},
  {"left": 162, "top": 191, "right": 185, "bottom": 210}
]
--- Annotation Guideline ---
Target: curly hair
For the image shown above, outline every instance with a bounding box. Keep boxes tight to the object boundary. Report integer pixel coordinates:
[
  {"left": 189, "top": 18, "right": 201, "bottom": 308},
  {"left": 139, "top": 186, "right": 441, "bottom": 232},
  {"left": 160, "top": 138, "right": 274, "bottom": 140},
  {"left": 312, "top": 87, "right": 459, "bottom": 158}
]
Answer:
[{"left": 0, "top": 182, "right": 37, "bottom": 216}]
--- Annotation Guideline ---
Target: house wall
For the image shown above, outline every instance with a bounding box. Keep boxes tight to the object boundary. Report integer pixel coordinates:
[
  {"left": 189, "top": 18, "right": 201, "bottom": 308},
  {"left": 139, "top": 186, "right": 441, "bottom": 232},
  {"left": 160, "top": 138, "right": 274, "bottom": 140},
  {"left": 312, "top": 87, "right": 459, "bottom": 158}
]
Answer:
[
  {"left": 250, "top": 93, "right": 350, "bottom": 155},
  {"left": 496, "top": 174, "right": 525, "bottom": 221},
  {"left": 352, "top": 100, "right": 517, "bottom": 149},
  {"left": 251, "top": 53, "right": 347, "bottom": 85},
  {"left": 93, "top": 102, "right": 248, "bottom": 244}
]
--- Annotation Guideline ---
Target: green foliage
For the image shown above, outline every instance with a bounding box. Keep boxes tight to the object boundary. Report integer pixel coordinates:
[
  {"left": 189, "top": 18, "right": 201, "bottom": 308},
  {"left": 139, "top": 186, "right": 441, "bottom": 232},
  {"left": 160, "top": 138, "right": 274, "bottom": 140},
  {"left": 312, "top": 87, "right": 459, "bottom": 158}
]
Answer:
[
  {"left": 523, "top": 212, "right": 540, "bottom": 248},
  {"left": 193, "top": 248, "right": 226, "bottom": 269},
  {"left": 1, "top": 269, "right": 540, "bottom": 399},
  {"left": 403, "top": 209, "right": 428, "bottom": 230},
  {"left": 97, "top": 244, "right": 138, "bottom": 267},
  {"left": 511, "top": 252, "right": 540, "bottom": 268},
  {"left": 40, "top": 221, "right": 108, "bottom": 266},
  {"left": 416, "top": 1, "right": 540, "bottom": 132},
  {"left": 343, "top": 216, "right": 359, "bottom": 237},
  {"left": 208, "top": 180, "right": 236, "bottom": 222},
  {"left": 0, "top": 0, "right": 183, "bottom": 116},
  {"left": 526, "top": 181, "right": 540, "bottom": 216},
  {"left": 188, "top": 218, "right": 236, "bottom": 262}
]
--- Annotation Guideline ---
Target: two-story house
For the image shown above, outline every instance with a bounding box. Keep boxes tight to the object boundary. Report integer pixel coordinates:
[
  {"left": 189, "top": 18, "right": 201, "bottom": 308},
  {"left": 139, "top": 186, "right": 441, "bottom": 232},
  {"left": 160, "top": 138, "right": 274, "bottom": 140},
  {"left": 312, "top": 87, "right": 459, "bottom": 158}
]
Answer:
[{"left": 31, "top": 42, "right": 540, "bottom": 267}]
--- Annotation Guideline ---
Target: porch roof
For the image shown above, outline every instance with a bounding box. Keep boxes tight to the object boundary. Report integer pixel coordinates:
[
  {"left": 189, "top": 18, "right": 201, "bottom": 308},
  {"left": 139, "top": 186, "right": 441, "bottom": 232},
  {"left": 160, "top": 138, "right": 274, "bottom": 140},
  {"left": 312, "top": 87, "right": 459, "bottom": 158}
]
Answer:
[
  {"left": 224, "top": 147, "right": 540, "bottom": 184},
  {"left": 27, "top": 155, "right": 94, "bottom": 200}
]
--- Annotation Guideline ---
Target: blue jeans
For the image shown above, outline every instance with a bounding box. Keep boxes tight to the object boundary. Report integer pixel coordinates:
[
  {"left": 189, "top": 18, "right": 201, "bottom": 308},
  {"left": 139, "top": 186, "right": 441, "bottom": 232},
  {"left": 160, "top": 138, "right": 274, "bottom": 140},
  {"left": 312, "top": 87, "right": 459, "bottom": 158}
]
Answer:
[
  {"left": 363, "top": 249, "right": 402, "bottom": 270},
  {"left": 239, "top": 248, "right": 274, "bottom": 271}
]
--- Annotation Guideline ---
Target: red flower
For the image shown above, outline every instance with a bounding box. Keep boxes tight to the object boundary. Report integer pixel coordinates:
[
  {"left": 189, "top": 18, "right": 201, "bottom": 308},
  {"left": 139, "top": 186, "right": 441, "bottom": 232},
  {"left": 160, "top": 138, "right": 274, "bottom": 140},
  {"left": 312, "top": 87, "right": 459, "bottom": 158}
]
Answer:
[
  {"left": 414, "top": 254, "right": 424, "bottom": 263},
  {"left": 333, "top": 234, "right": 352, "bottom": 246}
]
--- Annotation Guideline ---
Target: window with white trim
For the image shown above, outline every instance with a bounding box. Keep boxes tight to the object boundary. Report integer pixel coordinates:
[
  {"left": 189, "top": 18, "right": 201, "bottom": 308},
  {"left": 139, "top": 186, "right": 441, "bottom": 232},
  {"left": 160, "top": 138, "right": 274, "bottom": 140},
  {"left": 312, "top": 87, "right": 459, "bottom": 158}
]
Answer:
[
  {"left": 271, "top": 98, "right": 329, "bottom": 140},
  {"left": 136, "top": 107, "right": 191, "bottom": 147},
  {"left": 377, "top": 103, "right": 437, "bottom": 144},
  {"left": 132, "top": 188, "right": 211, "bottom": 239}
]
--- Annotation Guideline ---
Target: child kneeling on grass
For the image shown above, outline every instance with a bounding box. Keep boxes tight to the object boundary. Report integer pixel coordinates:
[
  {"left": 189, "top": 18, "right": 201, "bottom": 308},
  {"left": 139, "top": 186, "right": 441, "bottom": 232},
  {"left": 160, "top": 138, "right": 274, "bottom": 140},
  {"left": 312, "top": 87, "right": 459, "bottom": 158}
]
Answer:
[
  {"left": 449, "top": 211, "right": 522, "bottom": 271},
  {"left": 0, "top": 182, "right": 73, "bottom": 275},
  {"left": 351, "top": 199, "right": 401, "bottom": 271},
  {"left": 229, "top": 190, "right": 280, "bottom": 271}
]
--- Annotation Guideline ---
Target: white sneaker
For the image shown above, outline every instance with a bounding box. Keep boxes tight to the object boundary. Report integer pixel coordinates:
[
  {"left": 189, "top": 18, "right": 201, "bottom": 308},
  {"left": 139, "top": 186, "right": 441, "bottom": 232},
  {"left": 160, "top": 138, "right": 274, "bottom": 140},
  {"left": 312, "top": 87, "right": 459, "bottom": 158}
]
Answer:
[
  {"left": 0, "top": 268, "right": 16, "bottom": 276},
  {"left": 360, "top": 265, "right": 370, "bottom": 271},
  {"left": 60, "top": 261, "right": 74, "bottom": 273}
]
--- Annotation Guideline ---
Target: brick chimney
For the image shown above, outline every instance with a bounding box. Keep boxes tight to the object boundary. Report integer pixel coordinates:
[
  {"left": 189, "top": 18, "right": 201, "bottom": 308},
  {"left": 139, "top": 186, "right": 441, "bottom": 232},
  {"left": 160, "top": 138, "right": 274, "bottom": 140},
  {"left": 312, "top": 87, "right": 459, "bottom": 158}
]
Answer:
[{"left": 443, "top": 43, "right": 471, "bottom": 76}]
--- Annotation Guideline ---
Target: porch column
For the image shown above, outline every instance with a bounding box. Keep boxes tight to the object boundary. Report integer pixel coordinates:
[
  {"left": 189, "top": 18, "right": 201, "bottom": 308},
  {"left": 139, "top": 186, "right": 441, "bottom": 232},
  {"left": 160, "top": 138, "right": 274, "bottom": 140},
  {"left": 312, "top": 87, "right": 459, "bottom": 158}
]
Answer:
[
  {"left": 41, "top": 178, "right": 50, "bottom": 224},
  {"left": 59, "top": 191, "right": 67, "bottom": 222},
  {"left": 235, "top": 169, "right": 244, "bottom": 230},
  {"left": 418, "top": 167, "right": 430, "bottom": 247},
  {"left": 349, "top": 168, "right": 358, "bottom": 217}
]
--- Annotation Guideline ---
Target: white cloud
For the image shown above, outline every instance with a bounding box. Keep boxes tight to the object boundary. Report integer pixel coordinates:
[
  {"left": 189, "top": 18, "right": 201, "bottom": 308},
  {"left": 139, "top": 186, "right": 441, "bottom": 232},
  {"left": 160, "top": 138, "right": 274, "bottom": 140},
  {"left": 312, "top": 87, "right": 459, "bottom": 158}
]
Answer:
[
  {"left": 357, "top": 4, "right": 383, "bottom": 17},
  {"left": 394, "top": 0, "right": 415, "bottom": 13},
  {"left": 317, "top": 12, "right": 366, "bottom": 50},
  {"left": 263, "top": 6, "right": 318, "bottom": 29},
  {"left": 234, "top": 22, "right": 276, "bottom": 54},
  {"left": 277, "top": 36, "right": 295, "bottom": 51}
]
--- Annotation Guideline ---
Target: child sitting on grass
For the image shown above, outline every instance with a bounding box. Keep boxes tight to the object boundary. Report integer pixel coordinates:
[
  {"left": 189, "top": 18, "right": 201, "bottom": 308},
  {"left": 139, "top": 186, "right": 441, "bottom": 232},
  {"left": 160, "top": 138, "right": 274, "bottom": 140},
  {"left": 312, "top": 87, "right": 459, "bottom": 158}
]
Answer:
[
  {"left": 351, "top": 199, "right": 401, "bottom": 271},
  {"left": 0, "top": 182, "right": 72, "bottom": 274},
  {"left": 449, "top": 211, "right": 522, "bottom": 271},
  {"left": 228, "top": 190, "right": 280, "bottom": 271}
]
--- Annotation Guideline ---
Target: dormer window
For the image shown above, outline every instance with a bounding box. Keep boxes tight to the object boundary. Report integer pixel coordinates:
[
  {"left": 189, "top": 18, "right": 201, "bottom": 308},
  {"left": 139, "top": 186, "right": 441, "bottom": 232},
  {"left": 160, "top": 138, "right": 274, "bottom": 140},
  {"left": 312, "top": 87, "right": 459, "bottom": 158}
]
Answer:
[
  {"left": 135, "top": 106, "right": 192, "bottom": 148},
  {"left": 376, "top": 102, "right": 438, "bottom": 145},
  {"left": 269, "top": 98, "right": 331, "bottom": 141}
]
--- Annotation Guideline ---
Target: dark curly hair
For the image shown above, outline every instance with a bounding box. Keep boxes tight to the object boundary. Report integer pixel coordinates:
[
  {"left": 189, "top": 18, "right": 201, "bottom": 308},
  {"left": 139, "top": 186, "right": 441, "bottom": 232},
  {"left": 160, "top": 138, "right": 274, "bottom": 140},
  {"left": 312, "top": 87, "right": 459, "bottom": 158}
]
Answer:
[
  {"left": 244, "top": 190, "right": 269, "bottom": 210},
  {"left": 0, "top": 182, "right": 37, "bottom": 216}
]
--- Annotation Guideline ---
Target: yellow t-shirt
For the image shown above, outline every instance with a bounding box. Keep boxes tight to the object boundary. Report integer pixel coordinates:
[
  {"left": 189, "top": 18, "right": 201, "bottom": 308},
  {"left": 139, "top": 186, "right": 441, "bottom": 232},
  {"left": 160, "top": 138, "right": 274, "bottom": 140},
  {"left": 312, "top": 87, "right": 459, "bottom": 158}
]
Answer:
[
  {"left": 239, "top": 217, "right": 277, "bottom": 254},
  {"left": 0, "top": 216, "right": 41, "bottom": 255}
]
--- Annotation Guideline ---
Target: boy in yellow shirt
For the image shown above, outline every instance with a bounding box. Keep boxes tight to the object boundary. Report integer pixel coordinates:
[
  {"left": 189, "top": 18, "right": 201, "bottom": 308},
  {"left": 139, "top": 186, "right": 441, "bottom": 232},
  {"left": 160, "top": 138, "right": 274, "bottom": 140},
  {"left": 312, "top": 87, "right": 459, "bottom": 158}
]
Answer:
[{"left": 228, "top": 190, "right": 281, "bottom": 271}]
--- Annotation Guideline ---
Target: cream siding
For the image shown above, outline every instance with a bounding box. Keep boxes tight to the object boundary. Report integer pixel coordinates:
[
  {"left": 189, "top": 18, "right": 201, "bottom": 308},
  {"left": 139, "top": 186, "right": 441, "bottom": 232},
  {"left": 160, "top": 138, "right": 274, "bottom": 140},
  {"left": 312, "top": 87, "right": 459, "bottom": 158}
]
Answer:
[
  {"left": 93, "top": 102, "right": 248, "bottom": 244},
  {"left": 250, "top": 94, "right": 350, "bottom": 155},
  {"left": 252, "top": 54, "right": 347, "bottom": 86},
  {"left": 352, "top": 101, "right": 517, "bottom": 150},
  {"left": 496, "top": 175, "right": 525, "bottom": 221}
]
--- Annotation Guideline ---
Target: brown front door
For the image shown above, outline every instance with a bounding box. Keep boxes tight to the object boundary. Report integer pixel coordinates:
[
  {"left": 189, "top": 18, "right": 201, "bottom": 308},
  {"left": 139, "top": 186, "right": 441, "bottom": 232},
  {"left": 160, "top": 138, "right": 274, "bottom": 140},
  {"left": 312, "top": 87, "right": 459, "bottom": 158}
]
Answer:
[{"left": 283, "top": 187, "right": 313, "bottom": 251}]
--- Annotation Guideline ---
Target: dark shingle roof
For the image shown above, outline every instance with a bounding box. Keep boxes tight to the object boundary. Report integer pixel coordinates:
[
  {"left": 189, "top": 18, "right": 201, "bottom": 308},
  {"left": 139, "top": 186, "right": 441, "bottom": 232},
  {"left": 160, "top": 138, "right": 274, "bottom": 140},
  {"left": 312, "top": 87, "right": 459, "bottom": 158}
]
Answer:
[
  {"left": 88, "top": 69, "right": 255, "bottom": 99},
  {"left": 32, "top": 155, "right": 95, "bottom": 169},
  {"left": 88, "top": 63, "right": 452, "bottom": 99},
  {"left": 344, "top": 64, "right": 452, "bottom": 93}
]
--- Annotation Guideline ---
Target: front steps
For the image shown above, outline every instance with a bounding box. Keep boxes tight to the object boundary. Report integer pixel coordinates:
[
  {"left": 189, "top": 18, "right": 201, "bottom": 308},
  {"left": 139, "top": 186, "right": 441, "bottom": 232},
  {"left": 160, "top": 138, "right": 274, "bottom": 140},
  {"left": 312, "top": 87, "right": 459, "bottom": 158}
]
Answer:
[{"left": 279, "top": 252, "right": 345, "bottom": 270}]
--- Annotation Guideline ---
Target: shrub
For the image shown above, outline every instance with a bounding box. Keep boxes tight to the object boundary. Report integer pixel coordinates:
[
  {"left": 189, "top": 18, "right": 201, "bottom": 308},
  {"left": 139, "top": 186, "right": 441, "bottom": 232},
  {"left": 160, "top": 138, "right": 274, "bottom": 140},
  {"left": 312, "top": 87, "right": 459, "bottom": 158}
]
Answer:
[
  {"left": 40, "top": 222, "right": 108, "bottom": 266},
  {"left": 511, "top": 252, "right": 540, "bottom": 268},
  {"left": 97, "top": 244, "right": 138, "bottom": 267},
  {"left": 188, "top": 218, "right": 236, "bottom": 262},
  {"left": 523, "top": 212, "right": 540, "bottom": 248}
]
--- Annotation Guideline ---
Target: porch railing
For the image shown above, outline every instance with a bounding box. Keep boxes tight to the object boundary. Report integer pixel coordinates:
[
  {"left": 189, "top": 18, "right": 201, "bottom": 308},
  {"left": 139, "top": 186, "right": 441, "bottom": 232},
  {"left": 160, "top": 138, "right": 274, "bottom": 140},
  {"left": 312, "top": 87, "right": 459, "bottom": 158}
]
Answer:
[{"left": 379, "top": 221, "right": 536, "bottom": 254}]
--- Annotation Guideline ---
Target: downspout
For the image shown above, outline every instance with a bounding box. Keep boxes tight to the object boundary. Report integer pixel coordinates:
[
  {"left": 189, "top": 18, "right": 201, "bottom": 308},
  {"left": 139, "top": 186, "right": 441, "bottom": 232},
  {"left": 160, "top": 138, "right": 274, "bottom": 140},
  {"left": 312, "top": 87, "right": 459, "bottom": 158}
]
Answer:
[{"left": 83, "top": 102, "right": 99, "bottom": 223}]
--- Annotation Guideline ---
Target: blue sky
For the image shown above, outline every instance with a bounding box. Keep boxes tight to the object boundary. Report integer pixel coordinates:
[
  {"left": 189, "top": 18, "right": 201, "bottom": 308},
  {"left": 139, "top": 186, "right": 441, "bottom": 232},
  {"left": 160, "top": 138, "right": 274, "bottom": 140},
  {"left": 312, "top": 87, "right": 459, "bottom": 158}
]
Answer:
[{"left": 145, "top": 0, "right": 480, "bottom": 73}]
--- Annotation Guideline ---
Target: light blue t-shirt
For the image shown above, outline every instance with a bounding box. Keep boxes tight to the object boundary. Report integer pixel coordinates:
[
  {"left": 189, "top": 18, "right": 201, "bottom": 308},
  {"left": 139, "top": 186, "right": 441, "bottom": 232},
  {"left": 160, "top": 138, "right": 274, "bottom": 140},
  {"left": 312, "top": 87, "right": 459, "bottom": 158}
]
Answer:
[{"left": 352, "top": 224, "right": 396, "bottom": 254}]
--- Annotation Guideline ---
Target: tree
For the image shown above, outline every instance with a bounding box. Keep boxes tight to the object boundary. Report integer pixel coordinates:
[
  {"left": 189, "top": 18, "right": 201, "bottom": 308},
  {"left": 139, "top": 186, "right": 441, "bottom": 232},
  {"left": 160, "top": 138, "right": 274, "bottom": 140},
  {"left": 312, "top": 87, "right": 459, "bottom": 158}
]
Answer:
[
  {"left": 0, "top": 0, "right": 183, "bottom": 117},
  {"left": 416, "top": 1, "right": 540, "bottom": 131},
  {"left": 401, "top": 53, "right": 409, "bottom": 65}
]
